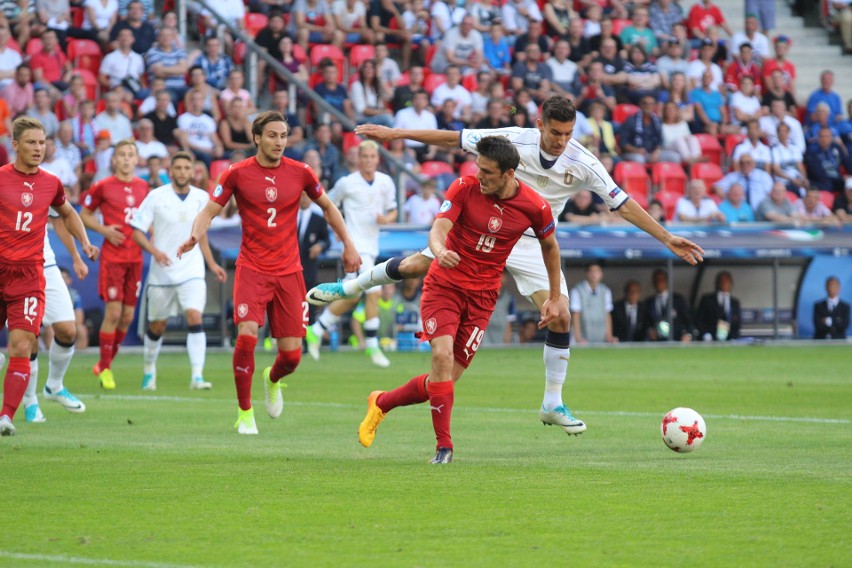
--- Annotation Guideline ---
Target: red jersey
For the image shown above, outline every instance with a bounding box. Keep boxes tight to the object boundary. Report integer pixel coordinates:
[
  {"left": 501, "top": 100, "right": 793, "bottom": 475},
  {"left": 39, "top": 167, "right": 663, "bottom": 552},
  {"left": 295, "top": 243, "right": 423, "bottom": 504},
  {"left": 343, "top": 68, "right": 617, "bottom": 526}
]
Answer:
[
  {"left": 82, "top": 175, "right": 148, "bottom": 263},
  {"left": 430, "top": 176, "right": 554, "bottom": 291},
  {"left": 724, "top": 59, "right": 762, "bottom": 94},
  {"left": 687, "top": 4, "right": 725, "bottom": 37},
  {"left": 212, "top": 156, "right": 323, "bottom": 274},
  {"left": 0, "top": 163, "right": 66, "bottom": 265},
  {"left": 761, "top": 58, "right": 796, "bottom": 91},
  {"left": 29, "top": 49, "right": 68, "bottom": 84}
]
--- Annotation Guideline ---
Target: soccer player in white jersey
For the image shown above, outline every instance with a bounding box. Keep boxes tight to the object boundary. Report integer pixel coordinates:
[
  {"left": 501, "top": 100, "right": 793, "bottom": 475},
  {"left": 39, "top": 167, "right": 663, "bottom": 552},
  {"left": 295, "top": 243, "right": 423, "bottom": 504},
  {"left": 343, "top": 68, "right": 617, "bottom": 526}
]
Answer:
[
  {"left": 305, "top": 140, "right": 398, "bottom": 368},
  {"left": 130, "top": 152, "right": 228, "bottom": 391},
  {"left": 309, "top": 97, "right": 705, "bottom": 435},
  {"left": 18, "top": 208, "right": 97, "bottom": 422}
]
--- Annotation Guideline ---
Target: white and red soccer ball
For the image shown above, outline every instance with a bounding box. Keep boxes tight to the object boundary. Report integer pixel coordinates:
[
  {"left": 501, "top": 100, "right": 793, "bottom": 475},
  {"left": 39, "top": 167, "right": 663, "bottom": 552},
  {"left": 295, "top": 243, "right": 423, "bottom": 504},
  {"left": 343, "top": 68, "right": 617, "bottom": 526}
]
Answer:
[{"left": 661, "top": 407, "right": 706, "bottom": 453}]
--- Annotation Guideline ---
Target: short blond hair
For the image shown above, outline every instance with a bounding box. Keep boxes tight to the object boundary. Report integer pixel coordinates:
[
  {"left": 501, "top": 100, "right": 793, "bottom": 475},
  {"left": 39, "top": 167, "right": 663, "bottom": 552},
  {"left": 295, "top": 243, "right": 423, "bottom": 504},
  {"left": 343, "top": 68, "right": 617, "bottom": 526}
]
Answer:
[
  {"left": 12, "top": 116, "right": 45, "bottom": 142},
  {"left": 358, "top": 139, "right": 380, "bottom": 154},
  {"left": 113, "top": 138, "right": 138, "bottom": 153}
]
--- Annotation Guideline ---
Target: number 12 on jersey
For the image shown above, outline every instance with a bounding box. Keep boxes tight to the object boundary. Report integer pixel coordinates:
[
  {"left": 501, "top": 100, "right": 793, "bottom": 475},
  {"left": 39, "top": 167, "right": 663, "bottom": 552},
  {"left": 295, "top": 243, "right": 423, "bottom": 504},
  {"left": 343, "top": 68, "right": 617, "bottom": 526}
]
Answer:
[{"left": 15, "top": 211, "right": 33, "bottom": 232}]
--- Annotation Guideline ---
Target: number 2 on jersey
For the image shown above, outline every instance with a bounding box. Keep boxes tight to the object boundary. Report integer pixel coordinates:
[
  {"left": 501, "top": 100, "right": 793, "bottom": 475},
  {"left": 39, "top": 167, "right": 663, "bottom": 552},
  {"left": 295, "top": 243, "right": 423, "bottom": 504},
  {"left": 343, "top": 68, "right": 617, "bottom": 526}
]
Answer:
[
  {"left": 475, "top": 234, "right": 496, "bottom": 253},
  {"left": 267, "top": 208, "right": 277, "bottom": 227},
  {"left": 15, "top": 211, "right": 33, "bottom": 232}
]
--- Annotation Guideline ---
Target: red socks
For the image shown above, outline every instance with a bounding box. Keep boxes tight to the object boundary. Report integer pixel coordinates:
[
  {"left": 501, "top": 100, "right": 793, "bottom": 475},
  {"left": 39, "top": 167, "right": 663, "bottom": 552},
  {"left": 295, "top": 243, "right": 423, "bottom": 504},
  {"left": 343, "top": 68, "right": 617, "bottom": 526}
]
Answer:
[
  {"left": 98, "top": 332, "right": 115, "bottom": 370},
  {"left": 377, "top": 374, "right": 429, "bottom": 413},
  {"left": 426, "top": 380, "right": 454, "bottom": 450},
  {"left": 270, "top": 349, "right": 301, "bottom": 382},
  {"left": 233, "top": 335, "right": 257, "bottom": 410},
  {"left": 113, "top": 329, "right": 127, "bottom": 357},
  {"left": 1, "top": 357, "right": 30, "bottom": 419}
]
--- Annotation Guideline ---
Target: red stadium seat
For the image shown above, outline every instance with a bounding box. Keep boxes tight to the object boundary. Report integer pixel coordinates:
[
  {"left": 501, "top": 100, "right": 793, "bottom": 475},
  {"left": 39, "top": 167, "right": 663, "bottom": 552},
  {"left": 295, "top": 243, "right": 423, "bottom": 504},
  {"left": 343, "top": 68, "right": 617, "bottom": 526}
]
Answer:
[
  {"left": 613, "top": 161, "right": 649, "bottom": 200},
  {"left": 244, "top": 13, "right": 268, "bottom": 38},
  {"left": 691, "top": 162, "right": 725, "bottom": 191},
  {"left": 612, "top": 103, "right": 640, "bottom": 125},
  {"left": 819, "top": 190, "right": 835, "bottom": 209},
  {"left": 292, "top": 43, "right": 307, "bottom": 63},
  {"left": 462, "top": 73, "right": 478, "bottom": 92},
  {"left": 396, "top": 71, "right": 410, "bottom": 86},
  {"left": 68, "top": 39, "right": 103, "bottom": 75},
  {"left": 25, "top": 38, "right": 43, "bottom": 56},
  {"left": 611, "top": 19, "right": 632, "bottom": 36},
  {"left": 785, "top": 192, "right": 799, "bottom": 204},
  {"left": 631, "top": 191, "right": 649, "bottom": 210},
  {"left": 651, "top": 162, "right": 687, "bottom": 195},
  {"left": 342, "top": 132, "right": 363, "bottom": 154},
  {"left": 349, "top": 45, "right": 376, "bottom": 73},
  {"left": 695, "top": 133, "right": 723, "bottom": 166},
  {"left": 209, "top": 160, "right": 231, "bottom": 184},
  {"left": 72, "top": 68, "right": 99, "bottom": 100},
  {"left": 423, "top": 73, "right": 446, "bottom": 95},
  {"left": 70, "top": 6, "right": 84, "bottom": 27},
  {"left": 233, "top": 41, "right": 247, "bottom": 65},
  {"left": 723, "top": 133, "right": 746, "bottom": 168},
  {"left": 654, "top": 189, "right": 681, "bottom": 221},
  {"left": 458, "top": 161, "right": 479, "bottom": 177},
  {"left": 309, "top": 44, "right": 345, "bottom": 78},
  {"left": 420, "top": 161, "right": 455, "bottom": 177}
]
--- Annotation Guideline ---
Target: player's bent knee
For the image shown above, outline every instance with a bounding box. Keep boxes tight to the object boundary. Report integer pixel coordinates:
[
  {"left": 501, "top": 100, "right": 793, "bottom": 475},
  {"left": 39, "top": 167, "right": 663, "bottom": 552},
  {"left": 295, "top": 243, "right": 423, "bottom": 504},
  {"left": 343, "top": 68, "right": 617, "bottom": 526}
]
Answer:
[
  {"left": 277, "top": 349, "right": 301, "bottom": 377},
  {"left": 52, "top": 321, "right": 77, "bottom": 345}
]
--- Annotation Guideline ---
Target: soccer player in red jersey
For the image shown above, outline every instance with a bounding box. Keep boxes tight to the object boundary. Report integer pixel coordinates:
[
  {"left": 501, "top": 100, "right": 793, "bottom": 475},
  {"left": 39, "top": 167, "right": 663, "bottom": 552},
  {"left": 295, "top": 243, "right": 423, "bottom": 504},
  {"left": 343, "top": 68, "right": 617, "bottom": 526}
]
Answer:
[
  {"left": 178, "top": 111, "right": 361, "bottom": 435},
  {"left": 0, "top": 117, "right": 99, "bottom": 436},
  {"left": 358, "top": 136, "right": 561, "bottom": 463},
  {"left": 80, "top": 139, "right": 149, "bottom": 390}
]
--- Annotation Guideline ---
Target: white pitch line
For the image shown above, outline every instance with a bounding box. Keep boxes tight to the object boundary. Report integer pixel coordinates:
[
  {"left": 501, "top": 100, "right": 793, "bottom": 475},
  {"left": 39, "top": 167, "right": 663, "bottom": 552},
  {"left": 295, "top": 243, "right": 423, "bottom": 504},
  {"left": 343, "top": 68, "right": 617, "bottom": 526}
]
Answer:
[
  {"left": 0, "top": 551, "right": 206, "bottom": 568},
  {"left": 82, "top": 394, "right": 850, "bottom": 425}
]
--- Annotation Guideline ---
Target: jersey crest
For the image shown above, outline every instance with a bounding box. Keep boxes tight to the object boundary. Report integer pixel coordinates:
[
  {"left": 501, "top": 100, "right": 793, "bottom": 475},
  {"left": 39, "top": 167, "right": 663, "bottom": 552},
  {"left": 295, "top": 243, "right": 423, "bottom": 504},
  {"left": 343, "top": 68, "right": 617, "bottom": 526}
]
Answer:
[
  {"left": 425, "top": 318, "right": 437, "bottom": 335},
  {"left": 536, "top": 175, "right": 549, "bottom": 188},
  {"left": 126, "top": 195, "right": 136, "bottom": 206},
  {"left": 21, "top": 192, "right": 33, "bottom": 207},
  {"left": 265, "top": 186, "right": 278, "bottom": 202},
  {"left": 488, "top": 216, "right": 502, "bottom": 233},
  {"left": 237, "top": 303, "right": 249, "bottom": 318}
]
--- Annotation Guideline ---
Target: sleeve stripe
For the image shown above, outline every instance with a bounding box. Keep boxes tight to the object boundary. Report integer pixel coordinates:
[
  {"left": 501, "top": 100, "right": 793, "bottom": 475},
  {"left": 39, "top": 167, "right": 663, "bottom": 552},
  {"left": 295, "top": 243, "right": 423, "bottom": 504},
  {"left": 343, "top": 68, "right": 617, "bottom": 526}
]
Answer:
[{"left": 611, "top": 195, "right": 631, "bottom": 211}]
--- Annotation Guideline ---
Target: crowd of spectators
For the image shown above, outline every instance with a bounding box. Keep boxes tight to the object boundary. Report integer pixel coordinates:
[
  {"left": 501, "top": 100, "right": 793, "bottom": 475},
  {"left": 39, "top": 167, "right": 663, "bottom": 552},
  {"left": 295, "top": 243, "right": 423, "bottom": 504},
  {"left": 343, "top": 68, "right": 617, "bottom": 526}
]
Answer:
[{"left": 0, "top": 0, "right": 851, "bottom": 228}]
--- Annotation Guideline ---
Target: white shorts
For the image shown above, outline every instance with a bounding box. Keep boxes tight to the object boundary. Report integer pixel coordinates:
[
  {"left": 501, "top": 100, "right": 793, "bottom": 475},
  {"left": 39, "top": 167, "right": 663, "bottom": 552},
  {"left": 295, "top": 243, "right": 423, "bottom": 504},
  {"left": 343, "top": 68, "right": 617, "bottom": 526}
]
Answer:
[
  {"left": 419, "top": 236, "right": 569, "bottom": 299},
  {"left": 344, "top": 253, "right": 381, "bottom": 295},
  {"left": 43, "top": 264, "right": 76, "bottom": 325},
  {"left": 146, "top": 278, "right": 207, "bottom": 321}
]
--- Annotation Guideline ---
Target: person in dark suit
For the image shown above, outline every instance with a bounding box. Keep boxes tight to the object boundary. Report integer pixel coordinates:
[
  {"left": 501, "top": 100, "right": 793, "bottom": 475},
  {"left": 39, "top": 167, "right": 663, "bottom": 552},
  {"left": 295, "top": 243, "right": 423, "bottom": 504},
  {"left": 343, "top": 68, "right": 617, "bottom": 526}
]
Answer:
[
  {"left": 297, "top": 192, "right": 330, "bottom": 322},
  {"left": 642, "top": 268, "right": 693, "bottom": 342},
  {"left": 813, "top": 276, "right": 850, "bottom": 339},
  {"left": 612, "top": 279, "right": 647, "bottom": 342},
  {"left": 695, "top": 271, "right": 742, "bottom": 341}
]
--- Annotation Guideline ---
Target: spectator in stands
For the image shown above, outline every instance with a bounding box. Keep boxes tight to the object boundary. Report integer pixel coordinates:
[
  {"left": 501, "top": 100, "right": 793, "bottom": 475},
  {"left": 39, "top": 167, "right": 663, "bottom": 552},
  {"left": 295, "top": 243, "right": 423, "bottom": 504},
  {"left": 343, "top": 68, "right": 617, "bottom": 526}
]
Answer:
[
  {"left": 144, "top": 88, "right": 178, "bottom": 148},
  {"left": 0, "top": 24, "right": 20, "bottom": 90},
  {"left": 760, "top": 98, "right": 806, "bottom": 155},
  {"left": 27, "top": 88, "right": 60, "bottom": 137},
  {"left": 403, "top": 178, "right": 442, "bottom": 224},
  {"left": 2, "top": 64, "right": 34, "bottom": 115},
  {"left": 731, "top": 13, "right": 771, "bottom": 61},
  {"left": 586, "top": 100, "right": 617, "bottom": 158},
  {"left": 560, "top": 189, "right": 604, "bottom": 224},
  {"left": 430, "top": 0, "right": 466, "bottom": 41},
  {"left": 576, "top": 60, "right": 616, "bottom": 116},
  {"left": 595, "top": 38, "right": 627, "bottom": 99},
  {"left": 661, "top": 100, "right": 702, "bottom": 166},
  {"left": 623, "top": 45, "right": 663, "bottom": 104},
  {"left": 565, "top": 17, "right": 592, "bottom": 68},
  {"left": 761, "top": 68, "right": 797, "bottom": 115},
  {"left": 109, "top": 0, "right": 155, "bottom": 54},
  {"left": 183, "top": 66, "right": 223, "bottom": 123},
  {"left": 729, "top": 76, "right": 762, "bottom": 128},
  {"left": 78, "top": 0, "right": 119, "bottom": 48},
  {"left": 37, "top": 0, "right": 73, "bottom": 48},
  {"left": 806, "top": 71, "right": 843, "bottom": 126},
  {"left": 511, "top": 44, "right": 552, "bottom": 104},
  {"left": 99, "top": 27, "right": 145, "bottom": 98},
  {"left": 332, "top": 0, "right": 374, "bottom": 44},
  {"left": 690, "top": 69, "right": 730, "bottom": 136},
  {"left": 806, "top": 103, "right": 842, "bottom": 146},
  {"left": 793, "top": 188, "right": 842, "bottom": 227},
  {"left": 313, "top": 58, "right": 355, "bottom": 132},
  {"left": 570, "top": 262, "right": 615, "bottom": 345},
  {"left": 270, "top": 89, "right": 304, "bottom": 153},
  {"left": 675, "top": 179, "right": 725, "bottom": 224},
  {"left": 370, "top": 0, "right": 413, "bottom": 69},
  {"left": 253, "top": 11, "right": 287, "bottom": 87},
  {"left": 612, "top": 279, "right": 645, "bottom": 342},
  {"left": 59, "top": 73, "right": 87, "bottom": 119},
  {"left": 771, "top": 122, "right": 810, "bottom": 196},
  {"left": 833, "top": 180, "right": 852, "bottom": 222},
  {"left": 539, "top": 0, "right": 571, "bottom": 38},
  {"left": 761, "top": 35, "right": 797, "bottom": 100},
  {"left": 193, "top": 36, "right": 234, "bottom": 92},
  {"left": 829, "top": 0, "right": 852, "bottom": 54},
  {"left": 139, "top": 154, "right": 168, "bottom": 189},
  {"left": 71, "top": 99, "right": 97, "bottom": 157},
  {"left": 146, "top": 27, "right": 189, "bottom": 103},
  {"left": 175, "top": 89, "right": 223, "bottom": 168},
  {"left": 373, "top": 44, "right": 400, "bottom": 87},
  {"left": 56, "top": 120, "right": 82, "bottom": 176},
  {"left": 391, "top": 66, "right": 424, "bottom": 113},
  {"left": 621, "top": 95, "right": 666, "bottom": 164},
  {"left": 349, "top": 59, "right": 394, "bottom": 127},
  {"left": 218, "top": 98, "right": 255, "bottom": 157},
  {"left": 718, "top": 182, "right": 755, "bottom": 223},
  {"left": 42, "top": 135, "right": 80, "bottom": 200},
  {"left": 649, "top": 0, "right": 684, "bottom": 42},
  {"left": 687, "top": 38, "right": 724, "bottom": 92},
  {"left": 30, "top": 29, "right": 71, "bottom": 98},
  {"left": 643, "top": 268, "right": 693, "bottom": 342},
  {"left": 687, "top": 0, "right": 732, "bottom": 44},
  {"left": 662, "top": 72, "right": 693, "bottom": 122},
  {"left": 469, "top": 70, "right": 494, "bottom": 121},
  {"left": 220, "top": 69, "right": 256, "bottom": 115},
  {"left": 394, "top": 89, "right": 437, "bottom": 160},
  {"left": 724, "top": 42, "right": 762, "bottom": 97},
  {"left": 91, "top": 129, "right": 114, "bottom": 181},
  {"left": 271, "top": 35, "right": 308, "bottom": 93},
  {"left": 501, "top": 0, "right": 542, "bottom": 40},
  {"left": 306, "top": 123, "right": 342, "bottom": 185},
  {"left": 432, "top": 15, "right": 485, "bottom": 76},
  {"left": 716, "top": 154, "right": 774, "bottom": 209},
  {"left": 733, "top": 120, "right": 772, "bottom": 171},
  {"left": 620, "top": 6, "right": 657, "bottom": 57},
  {"left": 648, "top": 199, "right": 666, "bottom": 224},
  {"left": 514, "top": 19, "right": 552, "bottom": 62},
  {"left": 431, "top": 65, "right": 473, "bottom": 122},
  {"left": 656, "top": 39, "right": 689, "bottom": 87},
  {"left": 806, "top": 127, "right": 852, "bottom": 193},
  {"left": 474, "top": 97, "right": 509, "bottom": 130},
  {"left": 469, "top": 0, "right": 502, "bottom": 33},
  {"left": 133, "top": 118, "right": 167, "bottom": 171},
  {"left": 696, "top": 271, "right": 741, "bottom": 341},
  {"left": 756, "top": 181, "right": 800, "bottom": 223},
  {"left": 481, "top": 21, "right": 510, "bottom": 77},
  {"left": 436, "top": 98, "right": 467, "bottom": 134},
  {"left": 94, "top": 89, "right": 133, "bottom": 140},
  {"left": 400, "top": 0, "right": 432, "bottom": 54},
  {"left": 813, "top": 276, "right": 850, "bottom": 339},
  {"left": 581, "top": 4, "right": 601, "bottom": 38}
]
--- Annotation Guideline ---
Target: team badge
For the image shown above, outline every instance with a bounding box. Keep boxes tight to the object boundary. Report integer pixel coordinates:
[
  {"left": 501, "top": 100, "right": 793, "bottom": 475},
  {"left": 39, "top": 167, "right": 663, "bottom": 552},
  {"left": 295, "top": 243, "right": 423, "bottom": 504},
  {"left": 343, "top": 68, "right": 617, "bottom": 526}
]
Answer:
[
  {"left": 439, "top": 200, "right": 452, "bottom": 213},
  {"left": 488, "top": 216, "right": 502, "bottom": 233},
  {"left": 126, "top": 195, "right": 135, "bottom": 206},
  {"left": 265, "top": 187, "right": 278, "bottom": 202},
  {"left": 84, "top": 194, "right": 92, "bottom": 207},
  {"left": 213, "top": 184, "right": 223, "bottom": 198},
  {"left": 108, "top": 287, "right": 118, "bottom": 300},
  {"left": 536, "top": 175, "right": 550, "bottom": 188},
  {"left": 425, "top": 318, "right": 437, "bottom": 335},
  {"left": 237, "top": 303, "right": 249, "bottom": 318},
  {"left": 21, "top": 192, "right": 33, "bottom": 207}
]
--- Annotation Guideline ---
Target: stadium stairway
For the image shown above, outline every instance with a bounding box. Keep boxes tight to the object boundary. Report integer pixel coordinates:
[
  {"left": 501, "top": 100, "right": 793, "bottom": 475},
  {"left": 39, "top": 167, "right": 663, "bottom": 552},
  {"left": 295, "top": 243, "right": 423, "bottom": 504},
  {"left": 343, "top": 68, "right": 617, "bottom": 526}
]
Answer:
[{"left": 712, "top": 0, "right": 852, "bottom": 100}]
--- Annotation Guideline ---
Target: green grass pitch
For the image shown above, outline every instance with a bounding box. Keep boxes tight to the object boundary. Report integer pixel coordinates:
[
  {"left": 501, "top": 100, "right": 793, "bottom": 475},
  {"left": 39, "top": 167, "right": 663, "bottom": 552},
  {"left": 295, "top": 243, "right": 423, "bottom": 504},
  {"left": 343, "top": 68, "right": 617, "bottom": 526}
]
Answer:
[{"left": 1, "top": 345, "right": 849, "bottom": 567}]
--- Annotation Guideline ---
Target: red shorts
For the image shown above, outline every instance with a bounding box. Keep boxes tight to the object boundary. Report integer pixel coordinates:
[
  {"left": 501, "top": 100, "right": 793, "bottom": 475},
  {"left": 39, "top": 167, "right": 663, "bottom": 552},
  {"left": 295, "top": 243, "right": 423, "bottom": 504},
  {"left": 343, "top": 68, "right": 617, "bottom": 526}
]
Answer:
[
  {"left": 99, "top": 261, "right": 142, "bottom": 306},
  {"left": 419, "top": 275, "right": 499, "bottom": 369},
  {"left": 233, "top": 265, "right": 307, "bottom": 338},
  {"left": 0, "top": 263, "right": 46, "bottom": 334}
]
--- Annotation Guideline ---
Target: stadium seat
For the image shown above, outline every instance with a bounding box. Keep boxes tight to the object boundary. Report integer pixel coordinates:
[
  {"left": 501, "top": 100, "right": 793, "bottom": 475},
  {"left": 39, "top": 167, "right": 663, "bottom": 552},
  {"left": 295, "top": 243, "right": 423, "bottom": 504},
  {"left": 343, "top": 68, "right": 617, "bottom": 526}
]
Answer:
[
  {"left": 209, "top": 160, "right": 231, "bottom": 184},
  {"left": 25, "top": 38, "right": 42, "bottom": 56},
  {"left": 651, "top": 162, "right": 687, "bottom": 195},
  {"left": 233, "top": 41, "right": 247, "bottom": 65},
  {"left": 349, "top": 45, "right": 376, "bottom": 74},
  {"left": 292, "top": 43, "right": 307, "bottom": 63},
  {"left": 309, "top": 44, "right": 345, "bottom": 78},
  {"left": 342, "top": 132, "right": 363, "bottom": 154},
  {"left": 458, "top": 161, "right": 479, "bottom": 177},
  {"left": 70, "top": 6, "right": 84, "bottom": 27},
  {"left": 695, "top": 133, "right": 723, "bottom": 166},
  {"left": 423, "top": 73, "right": 446, "bottom": 95},
  {"left": 819, "top": 190, "right": 835, "bottom": 209},
  {"left": 462, "top": 74, "right": 478, "bottom": 92},
  {"left": 396, "top": 71, "right": 410, "bottom": 86},
  {"left": 68, "top": 39, "right": 103, "bottom": 75},
  {"left": 244, "top": 13, "right": 268, "bottom": 38},
  {"left": 785, "top": 191, "right": 799, "bottom": 204},
  {"left": 613, "top": 161, "right": 649, "bottom": 200},
  {"left": 611, "top": 19, "right": 632, "bottom": 36},
  {"left": 73, "top": 68, "right": 99, "bottom": 100},
  {"left": 420, "top": 161, "right": 455, "bottom": 177},
  {"left": 613, "top": 103, "right": 640, "bottom": 125},
  {"left": 691, "top": 162, "right": 725, "bottom": 191},
  {"left": 654, "top": 189, "right": 681, "bottom": 221},
  {"left": 631, "top": 191, "right": 648, "bottom": 210},
  {"left": 723, "top": 133, "right": 746, "bottom": 167}
]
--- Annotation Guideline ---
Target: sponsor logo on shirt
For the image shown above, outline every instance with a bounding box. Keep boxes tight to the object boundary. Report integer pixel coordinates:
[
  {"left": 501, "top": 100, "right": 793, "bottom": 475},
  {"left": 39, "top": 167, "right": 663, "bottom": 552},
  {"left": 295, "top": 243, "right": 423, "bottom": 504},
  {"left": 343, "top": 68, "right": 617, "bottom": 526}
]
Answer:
[
  {"left": 609, "top": 187, "right": 622, "bottom": 199},
  {"left": 425, "top": 318, "right": 437, "bottom": 335},
  {"left": 493, "top": 203, "right": 505, "bottom": 214},
  {"left": 213, "top": 185, "right": 223, "bottom": 198},
  {"left": 488, "top": 216, "right": 502, "bottom": 233},
  {"left": 537, "top": 221, "right": 555, "bottom": 236},
  {"left": 439, "top": 200, "right": 452, "bottom": 213}
]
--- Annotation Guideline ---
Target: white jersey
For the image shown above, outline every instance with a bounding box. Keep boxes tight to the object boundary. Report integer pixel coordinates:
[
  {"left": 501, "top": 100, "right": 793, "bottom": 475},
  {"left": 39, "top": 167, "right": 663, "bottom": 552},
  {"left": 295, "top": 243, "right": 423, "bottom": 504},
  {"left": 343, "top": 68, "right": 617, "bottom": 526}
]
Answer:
[
  {"left": 43, "top": 207, "right": 60, "bottom": 268},
  {"left": 329, "top": 171, "right": 397, "bottom": 257},
  {"left": 460, "top": 127, "right": 629, "bottom": 225},
  {"left": 130, "top": 184, "right": 209, "bottom": 286}
]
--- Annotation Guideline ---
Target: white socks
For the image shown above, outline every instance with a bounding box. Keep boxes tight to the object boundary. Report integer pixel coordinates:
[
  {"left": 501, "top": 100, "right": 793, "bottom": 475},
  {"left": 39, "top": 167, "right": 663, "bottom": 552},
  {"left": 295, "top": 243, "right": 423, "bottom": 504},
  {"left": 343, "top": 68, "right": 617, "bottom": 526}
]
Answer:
[
  {"left": 143, "top": 333, "right": 163, "bottom": 375},
  {"left": 364, "top": 317, "right": 380, "bottom": 350},
  {"left": 342, "top": 261, "right": 396, "bottom": 296},
  {"left": 47, "top": 342, "right": 74, "bottom": 394},
  {"left": 542, "top": 345, "right": 570, "bottom": 410},
  {"left": 23, "top": 356, "right": 38, "bottom": 406},
  {"left": 312, "top": 309, "right": 341, "bottom": 337},
  {"left": 187, "top": 331, "right": 206, "bottom": 378}
]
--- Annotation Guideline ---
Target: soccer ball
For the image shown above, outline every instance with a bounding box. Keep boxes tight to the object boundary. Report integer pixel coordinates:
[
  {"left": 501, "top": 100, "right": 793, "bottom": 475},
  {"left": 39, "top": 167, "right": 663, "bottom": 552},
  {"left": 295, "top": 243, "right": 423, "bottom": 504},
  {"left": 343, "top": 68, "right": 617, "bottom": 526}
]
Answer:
[{"left": 661, "top": 407, "right": 706, "bottom": 453}]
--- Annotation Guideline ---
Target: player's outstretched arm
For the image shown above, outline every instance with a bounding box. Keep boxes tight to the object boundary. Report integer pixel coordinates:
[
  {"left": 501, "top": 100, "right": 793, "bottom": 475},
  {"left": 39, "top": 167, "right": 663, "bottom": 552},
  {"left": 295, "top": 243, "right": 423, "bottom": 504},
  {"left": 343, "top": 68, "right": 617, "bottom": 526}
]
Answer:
[
  {"left": 50, "top": 215, "right": 89, "bottom": 280},
  {"left": 132, "top": 228, "right": 171, "bottom": 267},
  {"left": 199, "top": 234, "right": 227, "bottom": 282},
  {"left": 314, "top": 192, "right": 362, "bottom": 274},
  {"left": 617, "top": 199, "right": 705, "bottom": 265},
  {"left": 429, "top": 218, "right": 460, "bottom": 268},
  {"left": 56, "top": 201, "right": 99, "bottom": 263},
  {"left": 354, "top": 124, "right": 462, "bottom": 149},
  {"left": 178, "top": 200, "right": 222, "bottom": 259},
  {"left": 537, "top": 233, "right": 561, "bottom": 329}
]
